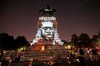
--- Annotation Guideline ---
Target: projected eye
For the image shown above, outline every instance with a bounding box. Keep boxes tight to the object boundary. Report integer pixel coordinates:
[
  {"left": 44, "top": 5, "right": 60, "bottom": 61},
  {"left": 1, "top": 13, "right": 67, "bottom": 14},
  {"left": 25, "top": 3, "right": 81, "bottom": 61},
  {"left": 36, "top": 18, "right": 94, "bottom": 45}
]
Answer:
[
  {"left": 43, "top": 27, "right": 47, "bottom": 30},
  {"left": 49, "top": 27, "right": 53, "bottom": 30}
]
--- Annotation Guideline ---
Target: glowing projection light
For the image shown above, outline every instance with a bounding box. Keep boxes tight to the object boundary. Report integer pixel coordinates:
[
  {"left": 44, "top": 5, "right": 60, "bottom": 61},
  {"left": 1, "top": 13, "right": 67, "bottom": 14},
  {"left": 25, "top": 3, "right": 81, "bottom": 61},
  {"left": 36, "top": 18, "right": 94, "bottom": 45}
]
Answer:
[
  {"left": 39, "top": 17, "right": 56, "bottom": 21},
  {"left": 67, "top": 45, "right": 71, "bottom": 49},
  {"left": 31, "top": 6, "right": 63, "bottom": 45},
  {"left": 41, "top": 46, "right": 45, "bottom": 51},
  {"left": 42, "top": 22, "right": 53, "bottom": 27}
]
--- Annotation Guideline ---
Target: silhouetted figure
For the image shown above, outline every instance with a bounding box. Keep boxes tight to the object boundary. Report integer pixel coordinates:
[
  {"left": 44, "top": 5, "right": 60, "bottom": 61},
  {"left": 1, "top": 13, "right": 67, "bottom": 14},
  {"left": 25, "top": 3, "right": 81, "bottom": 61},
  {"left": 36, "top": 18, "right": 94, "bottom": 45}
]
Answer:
[
  {"left": 79, "top": 48, "right": 84, "bottom": 55},
  {"left": 79, "top": 48, "right": 86, "bottom": 66},
  {"left": 92, "top": 49, "right": 97, "bottom": 55},
  {"left": 39, "top": 5, "right": 56, "bottom": 16}
]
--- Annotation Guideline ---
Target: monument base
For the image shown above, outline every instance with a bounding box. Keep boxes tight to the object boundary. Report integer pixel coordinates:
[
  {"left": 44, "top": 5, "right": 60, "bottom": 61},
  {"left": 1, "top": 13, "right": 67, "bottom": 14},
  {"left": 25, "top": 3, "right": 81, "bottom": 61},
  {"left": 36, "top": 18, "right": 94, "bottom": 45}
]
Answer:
[
  {"left": 28, "top": 38, "right": 65, "bottom": 51},
  {"left": 22, "top": 39, "right": 67, "bottom": 62}
]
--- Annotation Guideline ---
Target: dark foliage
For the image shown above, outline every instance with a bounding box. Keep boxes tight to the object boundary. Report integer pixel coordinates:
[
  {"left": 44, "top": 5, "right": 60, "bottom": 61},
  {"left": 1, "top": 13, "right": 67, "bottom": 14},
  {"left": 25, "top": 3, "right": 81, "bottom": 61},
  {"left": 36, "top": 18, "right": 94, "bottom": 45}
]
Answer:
[{"left": 0, "top": 33, "right": 30, "bottom": 50}]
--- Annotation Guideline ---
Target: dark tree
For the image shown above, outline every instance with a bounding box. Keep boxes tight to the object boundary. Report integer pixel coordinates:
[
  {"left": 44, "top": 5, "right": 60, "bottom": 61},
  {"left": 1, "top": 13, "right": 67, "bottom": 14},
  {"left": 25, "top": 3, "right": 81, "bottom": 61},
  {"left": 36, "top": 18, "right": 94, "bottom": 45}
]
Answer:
[
  {"left": 91, "top": 34, "right": 100, "bottom": 47},
  {"left": 14, "top": 36, "right": 30, "bottom": 49},
  {"left": 98, "top": 31, "right": 100, "bottom": 38},
  {"left": 71, "top": 34, "right": 78, "bottom": 47},
  {"left": 78, "top": 33, "right": 91, "bottom": 48},
  {"left": 0, "top": 33, "right": 14, "bottom": 50},
  {"left": 92, "top": 35, "right": 99, "bottom": 41}
]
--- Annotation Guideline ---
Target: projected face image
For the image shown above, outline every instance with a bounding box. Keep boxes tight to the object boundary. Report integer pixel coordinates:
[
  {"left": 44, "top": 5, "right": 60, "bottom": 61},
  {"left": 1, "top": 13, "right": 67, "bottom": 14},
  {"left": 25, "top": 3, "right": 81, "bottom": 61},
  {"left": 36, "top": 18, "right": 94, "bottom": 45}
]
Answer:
[{"left": 41, "top": 22, "right": 54, "bottom": 38}]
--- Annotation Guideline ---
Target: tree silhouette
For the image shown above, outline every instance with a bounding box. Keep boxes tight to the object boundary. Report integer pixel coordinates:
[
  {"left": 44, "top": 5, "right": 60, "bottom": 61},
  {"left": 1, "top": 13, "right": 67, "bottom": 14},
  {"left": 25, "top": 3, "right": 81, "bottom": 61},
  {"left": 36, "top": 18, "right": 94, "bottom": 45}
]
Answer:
[
  {"left": 14, "top": 36, "right": 30, "bottom": 49},
  {"left": 78, "top": 33, "right": 91, "bottom": 48},
  {"left": 91, "top": 32, "right": 100, "bottom": 47},
  {"left": 71, "top": 34, "right": 78, "bottom": 47},
  {"left": 0, "top": 33, "right": 30, "bottom": 50},
  {"left": 0, "top": 33, "right": 14, "bottom": 50}
]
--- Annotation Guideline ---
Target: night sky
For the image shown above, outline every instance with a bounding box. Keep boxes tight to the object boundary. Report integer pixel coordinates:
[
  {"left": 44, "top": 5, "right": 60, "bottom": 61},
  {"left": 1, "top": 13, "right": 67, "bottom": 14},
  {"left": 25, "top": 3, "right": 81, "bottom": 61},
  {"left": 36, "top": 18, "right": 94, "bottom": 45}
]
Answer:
[{"left": 0, "top": 0, "right": 100, "bottom": 41}]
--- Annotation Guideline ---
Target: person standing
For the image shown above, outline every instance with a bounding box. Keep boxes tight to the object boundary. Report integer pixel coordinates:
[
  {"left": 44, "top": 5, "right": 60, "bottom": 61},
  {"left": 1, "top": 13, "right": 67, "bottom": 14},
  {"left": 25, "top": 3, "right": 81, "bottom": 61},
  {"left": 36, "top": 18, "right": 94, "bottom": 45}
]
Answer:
[{"left": 79, "top": 48, "right": 86, "bottom": 66}]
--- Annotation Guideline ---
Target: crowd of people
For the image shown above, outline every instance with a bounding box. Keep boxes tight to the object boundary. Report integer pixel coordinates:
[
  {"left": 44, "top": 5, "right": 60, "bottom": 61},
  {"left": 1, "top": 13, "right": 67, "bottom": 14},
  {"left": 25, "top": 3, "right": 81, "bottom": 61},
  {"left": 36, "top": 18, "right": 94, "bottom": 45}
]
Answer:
[{"left": 0, "top": 47, "right": 100, "bottom": 66}]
